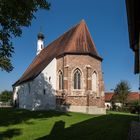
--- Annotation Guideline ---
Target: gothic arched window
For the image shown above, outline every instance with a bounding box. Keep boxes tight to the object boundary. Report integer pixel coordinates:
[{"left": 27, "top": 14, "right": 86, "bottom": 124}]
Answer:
[
  {"left": 74, "top": 69, "right": 81, "bottom": 89},
  {"left": 59, "top": 71, "right": 63, "bottom": 90},
  {"left": 92, "top": 72, "right": 98, "bottom": 92}
]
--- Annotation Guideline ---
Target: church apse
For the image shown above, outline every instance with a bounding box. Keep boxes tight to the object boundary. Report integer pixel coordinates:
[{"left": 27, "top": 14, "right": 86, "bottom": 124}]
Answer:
[{"left": 56, "top": 55, "right": 105, "bottom": 114}]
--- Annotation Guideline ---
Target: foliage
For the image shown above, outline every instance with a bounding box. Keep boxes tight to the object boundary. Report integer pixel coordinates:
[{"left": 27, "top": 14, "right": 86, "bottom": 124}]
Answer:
[
  {"left": 0, "top": 0, "right": 50, "bottom": 72},
  {"left": 126, "top": 100, "right": 140, "bottom": 114},
  {"left": 0, "top": 109, "right": 137, "bottom": 140},
  {"left": 0, "top": 90, "right": 13, "bottom": 102},
  {"left": 114, "top": 80, "right": 131, "bottom": 107},
  {"left": 128, "top": 100, "right": 140, "bottom": 106},
  {"left": 111, "top": 99, "right": 140, "bottom": 114}
]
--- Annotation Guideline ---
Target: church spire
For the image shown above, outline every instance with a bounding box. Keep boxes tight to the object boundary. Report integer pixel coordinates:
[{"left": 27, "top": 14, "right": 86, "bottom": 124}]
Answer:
[{"left": 37, "top": 32, "right": 44, "bottom": 55}]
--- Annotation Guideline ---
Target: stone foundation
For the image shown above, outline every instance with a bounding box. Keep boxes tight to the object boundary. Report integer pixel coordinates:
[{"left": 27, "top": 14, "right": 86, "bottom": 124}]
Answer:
[
  {"left": 56, "top": 105, "right": 106, "bottom": 114},
  {"left": 56, "top": 95, "right": 106, "bottom": 114},
  {"left": 56, "top": 95, "right": 105, "bottom": 107}
]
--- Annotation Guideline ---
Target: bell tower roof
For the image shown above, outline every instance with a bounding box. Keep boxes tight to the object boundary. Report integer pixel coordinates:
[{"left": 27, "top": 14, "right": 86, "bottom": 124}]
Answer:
[{"left": 37, "top": 32, "right": 44, "bottom": 40}]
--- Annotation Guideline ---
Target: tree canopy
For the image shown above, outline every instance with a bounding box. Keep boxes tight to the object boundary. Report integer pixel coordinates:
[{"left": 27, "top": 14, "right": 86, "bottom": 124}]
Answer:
[
  {"left": 114, "top": 80, "right": 131, "bottom": 107},
  {"left": 0, "top": 0, "right": 50, "bottom": 72},
  {"left": 0, "top": 90, "right": 13, "bottom": 102}
]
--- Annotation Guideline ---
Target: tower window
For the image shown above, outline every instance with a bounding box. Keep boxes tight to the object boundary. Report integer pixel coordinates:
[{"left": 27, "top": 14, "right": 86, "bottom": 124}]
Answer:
[{"left": 41, "top": 44, "right": 43, "bottom": 49}]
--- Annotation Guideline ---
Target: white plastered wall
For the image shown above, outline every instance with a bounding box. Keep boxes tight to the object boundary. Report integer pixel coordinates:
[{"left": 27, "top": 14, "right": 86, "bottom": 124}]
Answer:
[{"left": 13, "top": 58, "right": 57, "bottom": 110}]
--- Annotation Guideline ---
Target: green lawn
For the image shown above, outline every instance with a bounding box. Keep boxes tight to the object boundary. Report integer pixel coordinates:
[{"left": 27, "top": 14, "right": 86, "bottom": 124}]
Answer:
[{"left": 0, "top": 108, "right": 137, "bottom": 140}]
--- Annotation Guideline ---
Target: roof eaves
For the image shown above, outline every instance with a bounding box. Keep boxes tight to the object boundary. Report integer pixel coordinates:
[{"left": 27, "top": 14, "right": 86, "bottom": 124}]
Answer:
[{"left": 56, "top": 52, "right": 103, "bottom": 61}]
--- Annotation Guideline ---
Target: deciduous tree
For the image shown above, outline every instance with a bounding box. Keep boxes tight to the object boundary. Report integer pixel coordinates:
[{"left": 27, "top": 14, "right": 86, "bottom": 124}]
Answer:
[
  {"left": 0, "top": 90, "right": 13, "bottom": 102},
  {"left": 114, "top": 80, "right": 131, "bottom": 107},
  {"left": 0, "top": 0, "right": 50, "bottom": 72}
]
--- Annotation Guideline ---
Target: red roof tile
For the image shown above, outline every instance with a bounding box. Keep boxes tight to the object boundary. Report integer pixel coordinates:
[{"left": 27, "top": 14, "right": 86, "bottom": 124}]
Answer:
[
  {"left": 105, "top": 92, "right": 114, "bottom": 102},
  {"left": 105, "top": 92, "right": 139, "bottom": 102},
  {"left": 127, "top": 92, "right": 139, "bottom": 102},
  {"left": 13, "top": 20, "right": 102, "bottom": 86}
]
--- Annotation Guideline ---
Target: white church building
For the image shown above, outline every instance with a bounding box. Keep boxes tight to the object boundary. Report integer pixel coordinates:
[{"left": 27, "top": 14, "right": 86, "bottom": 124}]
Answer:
[{"left": 13, "top": 20, "right": 106, "bottom": 114}]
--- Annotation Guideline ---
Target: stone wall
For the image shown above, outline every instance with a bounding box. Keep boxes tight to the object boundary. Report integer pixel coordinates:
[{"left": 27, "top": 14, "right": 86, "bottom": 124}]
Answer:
[
  {"left": 56, "top": 95, "right": 105, "bottom": 108},
  {"left": 56, "top": 54, "right": 105, "bottom": 110},
  {"left": 66, "top": 96, "right": 87, "bottom": 106}
]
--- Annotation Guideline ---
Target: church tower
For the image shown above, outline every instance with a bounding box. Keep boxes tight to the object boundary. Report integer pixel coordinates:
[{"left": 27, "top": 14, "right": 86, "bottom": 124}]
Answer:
[{"left": 37, "top": 32, "right": 44, "bottom": 55}]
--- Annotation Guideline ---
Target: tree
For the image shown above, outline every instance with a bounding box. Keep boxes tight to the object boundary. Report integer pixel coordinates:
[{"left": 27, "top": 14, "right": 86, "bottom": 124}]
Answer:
[
  {"left": 0, "top": 90, "right": 13, "bottom": 102},
  {"left": 114, "top": 80, "right": 131, "bottom": 107},
  {"left": 0, "top": 0, "right": 50, "bottom": 72}
]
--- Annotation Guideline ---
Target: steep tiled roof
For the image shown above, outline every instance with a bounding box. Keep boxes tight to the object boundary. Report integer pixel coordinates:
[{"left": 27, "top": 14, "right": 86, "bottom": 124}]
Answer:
[
  {"left": 105, "top": 92, "right": 139, "bottom": 102},
  {"left": 13, "top": 20, "right": 102, "bottom": 86},
  {"left": 105, "top": 92, "right": 114, "bottom": 102}
]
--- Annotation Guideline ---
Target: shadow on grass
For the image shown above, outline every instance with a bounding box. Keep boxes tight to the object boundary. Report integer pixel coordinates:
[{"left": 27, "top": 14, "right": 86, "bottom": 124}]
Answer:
[
  {"left": 0, "top": 128, "right": 21, "bottom": 140},
  {"left": 36, "top": 120, "right": 65, "bottom": 140},
  {"left": 0, "top": 108, "right": 70, "bottom": 127},
  {"left": 0, "top": 108, "right": 137, "bottom": 140},
  {"left": 36, "top": 113, "right": 137, "bottom": 140}
]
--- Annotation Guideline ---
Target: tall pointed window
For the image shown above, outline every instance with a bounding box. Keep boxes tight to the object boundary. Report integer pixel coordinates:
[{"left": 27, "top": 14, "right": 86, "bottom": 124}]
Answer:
[
  {"left": 59, "top": 71, "right": 63, "bottom": 90},
  {"left": 74, "top": 69, "right": 81, "bottom": 89},
  {"left": 92, "top": 72, "right": 98, "bottom": 92}
]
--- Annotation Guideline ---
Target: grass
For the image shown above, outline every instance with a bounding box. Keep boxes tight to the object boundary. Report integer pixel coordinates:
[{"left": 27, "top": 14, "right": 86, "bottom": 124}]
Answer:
[{"left": 0, "top": 108, "right": 137, "bottom": 140}]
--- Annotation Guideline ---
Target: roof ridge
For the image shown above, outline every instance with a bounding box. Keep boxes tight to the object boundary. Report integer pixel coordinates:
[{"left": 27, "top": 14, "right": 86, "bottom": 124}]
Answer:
[
  {"left": 83, "top": 22, "right": 89, "bottom": 52},
  {"left": 63, "top": 20, "right": 85, "bottom": 52},
  {"left": 84, "top": 22, "right": 100, "bottom": 56},
  {"left": 45, "top": 22, "right": 80, "bottom": 49}
]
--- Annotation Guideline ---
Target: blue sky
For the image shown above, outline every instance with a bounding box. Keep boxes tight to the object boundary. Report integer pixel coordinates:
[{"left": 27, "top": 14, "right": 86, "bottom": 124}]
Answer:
[{"left": 0, "top": 0, "right": 139, "bottom": 92}]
